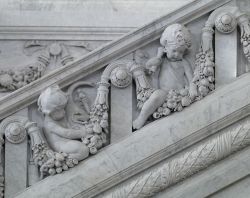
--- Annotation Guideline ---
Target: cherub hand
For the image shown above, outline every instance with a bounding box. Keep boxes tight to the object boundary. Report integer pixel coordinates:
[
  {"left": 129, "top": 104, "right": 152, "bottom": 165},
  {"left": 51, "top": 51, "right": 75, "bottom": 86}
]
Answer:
[
  {"left": 147, "top": 65, "right": 158, "bottom": 75},
  {"left": 145, "top": 57, "right": 162, "bottom": 74}
]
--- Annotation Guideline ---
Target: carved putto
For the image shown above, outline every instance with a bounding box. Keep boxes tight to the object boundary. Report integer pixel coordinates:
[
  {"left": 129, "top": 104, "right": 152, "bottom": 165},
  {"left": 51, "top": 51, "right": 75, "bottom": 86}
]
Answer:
[
  {"left": 131, "top": 23, "right": 201, "bottom": 129},
  {"left": 38, "top": 85, "right": 90, "bottom": 161},
  {"left": 0, "top": 5, "right": 250, "bottom": 195},
  {"left": 130, "top": 5, "right": 250, "bottom": 129}
]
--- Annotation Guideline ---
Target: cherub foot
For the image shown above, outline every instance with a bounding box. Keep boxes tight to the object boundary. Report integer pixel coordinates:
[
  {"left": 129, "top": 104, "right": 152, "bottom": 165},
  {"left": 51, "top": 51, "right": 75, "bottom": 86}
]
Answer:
[{"left": 133, "top": 116, "right": 146, "bottom": 130}]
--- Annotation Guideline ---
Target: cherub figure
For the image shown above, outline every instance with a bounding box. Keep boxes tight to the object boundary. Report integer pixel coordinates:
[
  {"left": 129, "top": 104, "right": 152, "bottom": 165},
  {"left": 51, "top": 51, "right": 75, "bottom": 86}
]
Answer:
[
  {"left": 38, "top": 85, "right": 89, "bottom": 160},
  {"left": 133, "top": 23, "right": 195, "bottom": 129}
]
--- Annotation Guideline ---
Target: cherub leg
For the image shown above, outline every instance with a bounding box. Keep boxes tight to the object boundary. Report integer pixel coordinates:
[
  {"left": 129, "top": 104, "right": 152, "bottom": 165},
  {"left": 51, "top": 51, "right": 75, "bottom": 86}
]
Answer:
[
  {"left": 133, "top": 89, "right": 167, "bottom": 129},
  {"left": 57, "top": 140, "right": 89, "bottom": 161}
]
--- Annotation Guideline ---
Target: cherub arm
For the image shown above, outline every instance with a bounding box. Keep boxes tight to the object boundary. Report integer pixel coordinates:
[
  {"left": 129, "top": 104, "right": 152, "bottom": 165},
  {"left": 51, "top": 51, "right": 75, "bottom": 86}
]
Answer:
[
  {"left": 183, "top": 59, "right": 198, "bottom": 100},
  {"left": 183, "top": 59, "right": 194, "bottom": 83},
  {"left": 48, "top": 121, "right": 87, "bottom": 139},
  {"left": 145, "top": 47, "right": 164, "bottom": 74}
]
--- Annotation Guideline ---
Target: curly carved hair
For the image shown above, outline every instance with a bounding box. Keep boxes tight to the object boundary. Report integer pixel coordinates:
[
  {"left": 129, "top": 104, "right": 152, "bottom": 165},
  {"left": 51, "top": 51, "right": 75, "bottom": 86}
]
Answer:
[
  {"left": 160, "top": 23, "right": 192, "bottom": 49},
  {"left": 38, "top": 85, "right": 68, "bottom": 115}
]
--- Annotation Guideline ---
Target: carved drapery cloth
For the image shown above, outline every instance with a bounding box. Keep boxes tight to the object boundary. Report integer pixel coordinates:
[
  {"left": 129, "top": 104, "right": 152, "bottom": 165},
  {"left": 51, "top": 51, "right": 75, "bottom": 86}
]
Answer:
[{"left": 102, "top": 117, "right": 250, "bottom": 198}]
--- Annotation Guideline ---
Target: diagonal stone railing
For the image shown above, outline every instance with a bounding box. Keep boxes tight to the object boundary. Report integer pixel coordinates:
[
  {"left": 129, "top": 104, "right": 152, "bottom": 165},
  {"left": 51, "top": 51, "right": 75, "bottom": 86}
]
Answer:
[
  {"left": 0, "top": 0, "right": 231, "bottom": 121},
  {"left": 14, "top": 73, "right": 250, "bottom": 198}
]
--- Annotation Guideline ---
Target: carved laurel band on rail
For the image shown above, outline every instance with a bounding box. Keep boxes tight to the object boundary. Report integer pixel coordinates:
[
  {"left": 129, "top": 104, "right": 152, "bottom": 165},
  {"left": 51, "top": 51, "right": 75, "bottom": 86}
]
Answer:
[{"left": 102, "top": 117, "right": 250, "bottom": 198}]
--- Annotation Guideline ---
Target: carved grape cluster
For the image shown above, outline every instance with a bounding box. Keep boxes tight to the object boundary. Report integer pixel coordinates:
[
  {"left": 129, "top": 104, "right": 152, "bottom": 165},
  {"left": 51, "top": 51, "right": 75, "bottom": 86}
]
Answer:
[
  {"left": 152, "top": 88, "right": 191, "bottom": 119},
  {"left": 32, "top": 143, "right": 78, "bottom": 178},
  {"left": 81, "top": 103, "right": 108, "bottom": 154},
  {"left": 193, "top": 50, "right": 215, "bottom": 99},
  {"left": 241, "top": 31, "right": 250, "bottom": 62}
]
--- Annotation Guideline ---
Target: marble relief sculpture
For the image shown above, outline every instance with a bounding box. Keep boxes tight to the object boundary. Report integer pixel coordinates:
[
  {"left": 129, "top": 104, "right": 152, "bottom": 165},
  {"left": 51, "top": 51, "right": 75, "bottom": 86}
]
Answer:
[
  {"left": 0, "top": 7, "right": 249, "bottom": 191},
  {"left": 130, "top": 23, "right": 215, "bottom": 129},
  {"left": 24, "top": 40, "right": 93, "bottom": 66},
  {"left": 22, "top": 16, "right": 250, "bottom": 177},
  {"left": 131, "top": 6, "right": 250, "bottom": 129},
  {"left": 132, "top": 24, "right": 196, "bottom": 129},
  {"left": 0, "top": 40, "right": 93, "bottom": 92},
  {"left": 0, "top": 50, "right": 49, "bottom": 92},
  {"left": 38, "top": 85, "right": 90, "bottom": 161},
  {"left": 32, "top": 83, "right": 109, "bottom": 177}
]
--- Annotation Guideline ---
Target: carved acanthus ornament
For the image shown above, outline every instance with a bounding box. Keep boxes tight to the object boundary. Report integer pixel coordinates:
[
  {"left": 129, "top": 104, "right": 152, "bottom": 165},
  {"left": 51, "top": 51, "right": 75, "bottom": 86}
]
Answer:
[
  {"left": 24, "top": 40, "right": 93, "bottom": 66},
  {"left": 0, "top": 52, "right": 49, "bottom": 92},
  {"left": 0, "top": 40, "right": 93, "bottom": 92}
]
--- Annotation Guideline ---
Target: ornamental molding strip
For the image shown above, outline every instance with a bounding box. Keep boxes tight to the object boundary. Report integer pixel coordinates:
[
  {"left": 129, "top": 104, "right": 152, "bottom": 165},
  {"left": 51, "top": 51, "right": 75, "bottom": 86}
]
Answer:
[
  {"left": 0, "top": 26, "right": 134, "bottom": 41},
  {"left": 101, "top": 115, "right": 250, "bottom": 198},
  {"left": 0, "top": 0, "right": 231, "bottom": 121}
]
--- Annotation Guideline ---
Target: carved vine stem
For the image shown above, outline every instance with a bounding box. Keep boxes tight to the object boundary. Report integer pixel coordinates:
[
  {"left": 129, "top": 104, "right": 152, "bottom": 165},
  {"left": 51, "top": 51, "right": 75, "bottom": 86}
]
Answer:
[{"left": 102, "top": 117, "right": 250, "bottom": 198}]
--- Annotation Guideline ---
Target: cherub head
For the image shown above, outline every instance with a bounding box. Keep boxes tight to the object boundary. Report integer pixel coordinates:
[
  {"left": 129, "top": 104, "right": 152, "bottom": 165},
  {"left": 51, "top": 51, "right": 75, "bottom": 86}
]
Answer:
[
  {"left": 160, "top": 23, "right": 192, "bottom": 61},
  {"left": 38, "top": 85, "right": 68, "bottom": 121}
]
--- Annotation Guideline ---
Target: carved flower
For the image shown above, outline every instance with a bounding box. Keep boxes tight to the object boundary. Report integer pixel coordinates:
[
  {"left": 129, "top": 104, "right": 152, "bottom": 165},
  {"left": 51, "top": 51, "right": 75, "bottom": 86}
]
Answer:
[
  {"left": 100, "top": 119, "right": 108, "bottom": 128},
  {"left": 153, "top": 112, "right": 161, "bottom": 119},
  {"left": 179, "top": 88, "right": 188, "bottom": 96},
  {"left": 89, "top": 147, "right": 98, "bottom": 155},
  {"left": 198, "top": 85, "right": 209, "bottom": 96},
  {"left": 93, "top": 123, "right": 102, "bottom": 134},
  {"left": 162, "top": 108, "right": 171, "bottom": 116},
  {"left": 12, "top": 72, "right": 24, "bottom": 82},
  {"left": 196, "top": 52, "right": 206, "bottom": 63},
  {"left": 56, "top": 167, "right": 63, "bottom": 174},
  {"left": 48, "top": 168, "right": 56, "bottom": 175},
  {"left": 166, "top": 100, "right": 178, "bottom": 109},
  {"left": 23, "top": 66, "right": 39, "bottom": 83},
  {"left": 0, "top": 73, "right": 13, "bottom": 87},
  {"left": 66, "top": 159, "right": 75, "bottom": 168},
  {"left": 181, "top": 96, "right": 192, "bottom": 107},
  {"left": 62, "top": 164, "right": 69, "bottom": 171}
]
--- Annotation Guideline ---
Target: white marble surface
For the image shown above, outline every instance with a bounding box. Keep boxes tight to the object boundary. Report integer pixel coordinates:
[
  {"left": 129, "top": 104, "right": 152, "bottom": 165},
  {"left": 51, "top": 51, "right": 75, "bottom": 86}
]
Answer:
[
  {"left": 1, "top": 1, "right": 250, "bottom": 197},
  {"left": 14, "top": 72, "right": 250, "bottom": 198},
  {"left": 0, "top": 0, "right": 194, "bottom": 28}
]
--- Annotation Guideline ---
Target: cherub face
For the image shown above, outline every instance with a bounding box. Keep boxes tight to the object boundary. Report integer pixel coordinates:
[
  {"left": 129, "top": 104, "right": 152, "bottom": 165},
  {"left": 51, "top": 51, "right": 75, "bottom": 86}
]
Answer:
[
  {"left": 50, "top": 109, "right": 65, "bottom": 121},
  {"left": 164, "top": 45, "right": 186, "bottom": 61}
]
